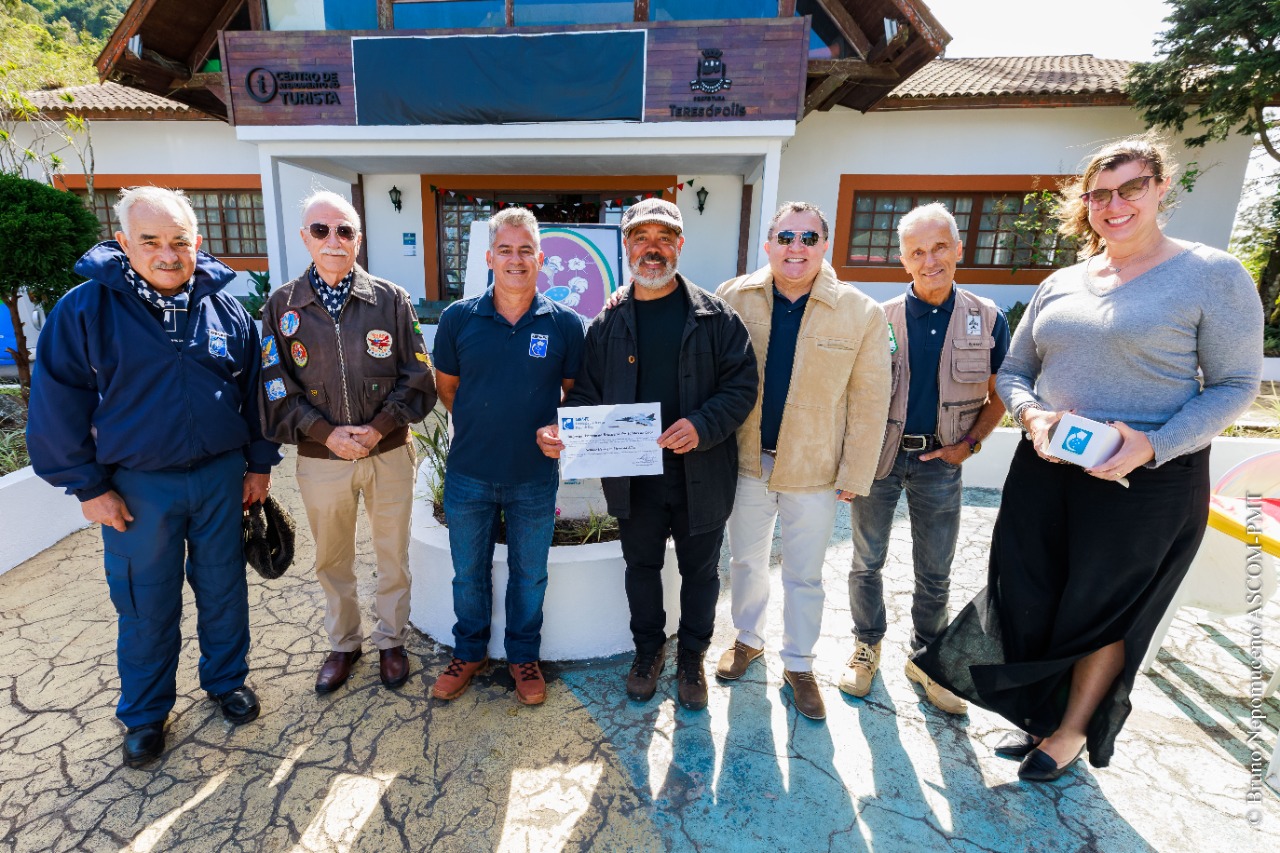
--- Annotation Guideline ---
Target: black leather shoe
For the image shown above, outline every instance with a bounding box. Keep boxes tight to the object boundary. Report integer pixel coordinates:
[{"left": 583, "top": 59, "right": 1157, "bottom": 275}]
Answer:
[
  {"left": 994, "top": 730, "right": 1040, "bottom": 760},
  {"left": 207, "top": 685, "right": 261, "bottom": 725},
  {"left": 1018, "top": 745, "right": 1085, "bottom": 782},
  {"left": 123, "top": 720, "right": 166, "bottom": 768},
  {"left": 380, "top": 646, "right": 410, "bottom": 689}
]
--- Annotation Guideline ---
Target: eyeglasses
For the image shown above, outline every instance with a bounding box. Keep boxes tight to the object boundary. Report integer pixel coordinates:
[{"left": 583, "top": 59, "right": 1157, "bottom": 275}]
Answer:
[
  {"left": 775, "top": 230, "right": 822, "bottom": 247},
  {"left": 308, "top": 222, "right": 358, "bottom": 241},
  {"left": 1081, "top": 175, "right": 1156, "bottom": 209}
]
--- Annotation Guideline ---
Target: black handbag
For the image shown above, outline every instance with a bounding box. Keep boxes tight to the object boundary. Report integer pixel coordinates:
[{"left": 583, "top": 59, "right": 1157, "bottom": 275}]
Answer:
[{"left": 243, "top": 495, "right": 296, "bottom": 579}]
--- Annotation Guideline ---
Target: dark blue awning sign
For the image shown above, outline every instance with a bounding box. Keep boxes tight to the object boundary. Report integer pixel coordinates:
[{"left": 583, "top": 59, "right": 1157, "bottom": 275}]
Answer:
[{"left": 352, "top": 31, "right": 647, "bottom": 126}]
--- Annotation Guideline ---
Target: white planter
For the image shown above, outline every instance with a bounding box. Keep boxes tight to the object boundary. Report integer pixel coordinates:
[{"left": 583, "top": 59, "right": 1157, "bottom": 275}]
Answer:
[
  {"left": 408, "top": 465, "right": 681, "bottom": 660},
  {"left": 0, "top": 466, "right": 90, "bottom": 576},
  {"left": 962, "top": 428, "right": 1280, "bottom": 490}
]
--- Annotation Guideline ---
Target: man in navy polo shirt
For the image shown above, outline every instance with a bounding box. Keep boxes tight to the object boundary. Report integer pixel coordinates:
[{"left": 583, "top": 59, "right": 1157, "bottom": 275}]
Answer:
[
  {"left": 840, "top": 203, "right": 1009, "bottom": 715},
  {"left": 430, "top": 207, "right": 586, "bottom": 706}
]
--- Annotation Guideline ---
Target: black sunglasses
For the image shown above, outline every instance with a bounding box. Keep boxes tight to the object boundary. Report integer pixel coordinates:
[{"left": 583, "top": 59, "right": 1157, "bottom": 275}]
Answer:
[
  {"left": 308, "top": 222, "right": 358, "bottom": 241},
  {"left": 1081, "top": 175, "right": 1156, "bottom": 209},
  {"left": 775, "top": 230, "right": 822, "bottom": 247}
]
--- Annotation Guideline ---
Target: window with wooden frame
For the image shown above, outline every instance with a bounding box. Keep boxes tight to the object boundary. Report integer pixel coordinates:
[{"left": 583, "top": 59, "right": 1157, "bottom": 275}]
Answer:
[
  {"left": 832, "top": 175, "right": 1078, "bottom": 285},
  {"left": 58, "top": 174, "right": 270, "bottom": 272}
]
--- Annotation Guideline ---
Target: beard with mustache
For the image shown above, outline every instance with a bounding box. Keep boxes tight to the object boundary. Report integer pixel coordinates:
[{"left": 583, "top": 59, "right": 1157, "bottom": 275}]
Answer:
[{"left": 629, "top": 251, "right": 678, "bottom": 290}]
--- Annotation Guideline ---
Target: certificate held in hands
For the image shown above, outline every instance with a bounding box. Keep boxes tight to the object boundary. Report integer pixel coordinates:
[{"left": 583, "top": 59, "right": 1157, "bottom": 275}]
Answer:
[{"left": 557, "top": 403, "right": 663, "bottom": 480}]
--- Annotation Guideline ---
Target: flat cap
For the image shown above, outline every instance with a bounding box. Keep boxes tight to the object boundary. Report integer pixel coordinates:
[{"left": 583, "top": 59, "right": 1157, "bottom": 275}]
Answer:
[{"left": 620, "top": 198, "right": 683, "bottom": 235}]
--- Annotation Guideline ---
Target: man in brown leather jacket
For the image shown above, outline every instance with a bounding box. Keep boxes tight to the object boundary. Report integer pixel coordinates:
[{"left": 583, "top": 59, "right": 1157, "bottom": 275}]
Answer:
[{"left": 260, "top": 190, "right": 436, "bottom": 694}]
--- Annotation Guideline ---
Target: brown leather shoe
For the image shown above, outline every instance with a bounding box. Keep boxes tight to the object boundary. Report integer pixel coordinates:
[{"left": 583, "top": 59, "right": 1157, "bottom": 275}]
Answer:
[
  {"left": 315, "top": 649, "right": 362, "bottom": 694},
  {"left": 625, "top": 643, "right": 665, "bottom": 703},
  {"left": 905, "top": 660, "right": 968, "bottom": 715},
  {"left": 509, "top": 661, "right": 546, "bottom": 705},
  {"left": 715, "top": 640, "right": 764, "bottom": 680},
  {"left": 675, "top": 645, "right": 708, "bottom": 711},
  {"left": 379, "top": 646, "right": 410, "bottom": 689},
  {"left": 783, "top": 669, "right": 827, "bottom": 721},
  {"left": 431, "top": 656, "right": 488, "bottom": 700}
]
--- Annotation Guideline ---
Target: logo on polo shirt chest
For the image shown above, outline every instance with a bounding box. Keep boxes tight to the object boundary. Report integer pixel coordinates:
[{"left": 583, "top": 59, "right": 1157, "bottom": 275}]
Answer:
[{"left": 529, "top": 334, "right": 549, "bottom": 358}]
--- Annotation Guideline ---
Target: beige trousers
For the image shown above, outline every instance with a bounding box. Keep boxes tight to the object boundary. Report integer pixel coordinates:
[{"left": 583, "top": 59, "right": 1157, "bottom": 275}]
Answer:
[{"left": 295, "top": 445, "right": 416, "bottom": 651}]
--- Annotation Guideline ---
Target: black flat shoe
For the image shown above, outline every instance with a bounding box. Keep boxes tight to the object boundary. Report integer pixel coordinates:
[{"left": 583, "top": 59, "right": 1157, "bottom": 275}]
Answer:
[
  {"left": 1018, "top": 745, "right": 1085, "bottom": 782},
  {"left": 208, "top": 685, "right": 261, "bottom": 725},
  {"left": 123, "top": 720, "right": 166, "bottom": 768},
  {"left": 994, "top": 730, "right": 1040, "bottom": 759}
]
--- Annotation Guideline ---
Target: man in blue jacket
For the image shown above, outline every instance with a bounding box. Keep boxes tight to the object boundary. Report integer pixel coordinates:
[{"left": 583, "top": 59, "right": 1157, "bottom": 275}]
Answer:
[{"left": 27, "top": 187, "right": 280, "bottom": 769}]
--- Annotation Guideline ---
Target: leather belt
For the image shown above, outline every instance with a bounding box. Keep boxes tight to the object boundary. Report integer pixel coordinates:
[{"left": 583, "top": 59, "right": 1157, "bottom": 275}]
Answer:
[
  {"left": 900, "top": 434, "right": 937, "bottom": 452},
  {"left": 762, "top": 448, "right": 778, "bottom": 457}
]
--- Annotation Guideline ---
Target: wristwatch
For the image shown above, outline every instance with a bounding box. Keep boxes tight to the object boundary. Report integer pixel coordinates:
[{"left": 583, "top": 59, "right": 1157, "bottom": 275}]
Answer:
[{"left": 961, "top": 434, "right": 982, "bottom": 454}]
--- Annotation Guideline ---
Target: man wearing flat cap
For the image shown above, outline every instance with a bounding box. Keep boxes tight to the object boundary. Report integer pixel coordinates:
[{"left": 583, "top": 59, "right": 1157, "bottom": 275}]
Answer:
[{"left": 538, "top": 198, "right": 757, "bottom": 711}]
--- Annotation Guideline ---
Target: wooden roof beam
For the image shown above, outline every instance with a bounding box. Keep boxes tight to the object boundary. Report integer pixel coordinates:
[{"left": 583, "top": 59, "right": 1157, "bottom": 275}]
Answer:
[
  {"left": 96, "top": 0, "right": 163, "bottom": 79},
  {"left": 807, "top": 59, "right": 900, "bottom": 83},
  {"left": 188, "top": 0, "right": 246, "bottom": 73},
  {"left": 813, "top": 0, "right": 873, "bottom": 59},
  {"left": 777, "top": 0, "right": 797, "bottom": 15},
  {"left": 803, "top": 74, "right": 849, "bottom": 116}
]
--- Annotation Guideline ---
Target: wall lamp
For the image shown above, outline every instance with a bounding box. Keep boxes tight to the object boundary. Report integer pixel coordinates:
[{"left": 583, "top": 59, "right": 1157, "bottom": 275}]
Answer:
[
  {"left": 696, "top": 185, "right": 709, "bottom": 215},
  {"left": 389, "top": 185, "right": 403, "bottom": 213}
]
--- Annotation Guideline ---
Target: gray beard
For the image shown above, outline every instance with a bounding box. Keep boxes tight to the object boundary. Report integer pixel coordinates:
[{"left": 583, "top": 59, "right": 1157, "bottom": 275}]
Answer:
[{"left": 629, "top": 259, "right": 678, "bottom": 290}]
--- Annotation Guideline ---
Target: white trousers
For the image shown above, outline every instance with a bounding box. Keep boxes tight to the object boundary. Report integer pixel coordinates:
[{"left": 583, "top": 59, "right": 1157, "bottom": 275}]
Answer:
[{"left": 726, "top": 454, "right": 838, "bottom": 672}]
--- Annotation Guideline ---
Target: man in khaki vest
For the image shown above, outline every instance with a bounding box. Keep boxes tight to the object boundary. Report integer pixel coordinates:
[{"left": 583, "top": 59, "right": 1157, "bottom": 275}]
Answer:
[
  {"left": 714, "top": 202, "right": 891, "bottom": 721},
  {"left": 839, "top": 203, "right": 1009, "bottom": 715}
]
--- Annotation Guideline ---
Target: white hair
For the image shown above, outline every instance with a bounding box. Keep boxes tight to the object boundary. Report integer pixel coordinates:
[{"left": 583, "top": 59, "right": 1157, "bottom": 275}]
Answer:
[
  {"left": 897, "top": 202, "right": 960, "bottom": 246},
  {"left": 115, "top": 186, "right": 199, "bottom": 237},
  {"left": 300, "top": 190, "right": 362, "bottom": 233}
]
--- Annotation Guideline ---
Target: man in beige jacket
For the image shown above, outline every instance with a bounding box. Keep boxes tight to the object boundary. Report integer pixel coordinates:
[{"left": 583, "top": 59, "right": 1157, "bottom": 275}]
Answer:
[{"left": 714, "top": 202, "right": 891, "bottom": 721}]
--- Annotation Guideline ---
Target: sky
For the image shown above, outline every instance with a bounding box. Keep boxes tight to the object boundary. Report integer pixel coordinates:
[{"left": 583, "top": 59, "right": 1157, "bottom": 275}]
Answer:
[{"left": 922, "top": 0, "right": 1174, "bottom": 61}]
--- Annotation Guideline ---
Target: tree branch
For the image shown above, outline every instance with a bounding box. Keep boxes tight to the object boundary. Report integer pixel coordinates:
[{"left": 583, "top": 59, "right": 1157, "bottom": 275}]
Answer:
[{"left": 1255, "top": 102, "right": 1280, "bottom": 164}]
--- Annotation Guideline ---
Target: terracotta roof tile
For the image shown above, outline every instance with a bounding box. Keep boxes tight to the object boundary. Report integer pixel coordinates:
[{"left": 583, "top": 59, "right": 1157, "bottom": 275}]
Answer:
[
  {"left": 888, "top": 55, "right": 1132, "bottom": 100},
  {"left": 22, "top": 82, "right": 192, "bottom": 114}
]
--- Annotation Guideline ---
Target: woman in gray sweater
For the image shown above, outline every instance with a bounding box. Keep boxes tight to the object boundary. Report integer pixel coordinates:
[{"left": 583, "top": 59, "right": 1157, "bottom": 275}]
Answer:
[{"left": 913, "top": 134, "right": 1263, "bottom": 782}]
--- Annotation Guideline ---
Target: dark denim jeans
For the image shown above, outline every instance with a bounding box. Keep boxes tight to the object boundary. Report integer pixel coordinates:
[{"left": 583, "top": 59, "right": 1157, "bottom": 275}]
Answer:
[
  {"left": 848, "top": 449, "right": 962, "bottom": 651},
  {"left": 444, "top": 468, "right": 558, "bottom": 663}
]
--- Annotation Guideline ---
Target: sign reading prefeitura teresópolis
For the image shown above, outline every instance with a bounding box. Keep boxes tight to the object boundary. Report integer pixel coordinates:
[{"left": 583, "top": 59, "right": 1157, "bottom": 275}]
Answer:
[{"left": 221, "top": 18, "right": 807, "bottom": 127}]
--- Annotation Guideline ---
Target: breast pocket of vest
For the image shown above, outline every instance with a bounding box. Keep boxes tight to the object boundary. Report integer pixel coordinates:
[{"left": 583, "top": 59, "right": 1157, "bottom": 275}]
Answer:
[
  {"left": 305, "top": 383, "right": 328, "bottom": 405},
  {"left": 950, "top": 337, "right": 993, "bottom": 384}
]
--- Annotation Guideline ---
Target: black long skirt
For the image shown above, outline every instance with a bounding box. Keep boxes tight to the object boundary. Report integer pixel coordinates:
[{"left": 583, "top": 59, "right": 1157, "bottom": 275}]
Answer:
[{"left": 914, "top": 438, "right": 1210, "bottom": 767}]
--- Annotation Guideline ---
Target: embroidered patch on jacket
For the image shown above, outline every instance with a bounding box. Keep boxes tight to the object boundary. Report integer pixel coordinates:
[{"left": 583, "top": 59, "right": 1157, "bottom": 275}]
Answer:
[
  {"left": 413, "top": 320, "right": 422, "bottom": 336},
  {"left": 265, "top": 378, "right": 286, "bottom": 401},
  {"left": 279, "top": 310, "right": 301, "bottom": 337},
  {"left": 291, "top": 341, "right": 308, "bottom": 367},
  {"left": 261, "top": 335, "right": 280, "bottom": 368},
  {"left": 207, "top": 330, "right": 228, "bottom": 358},
  {"left": 529, "top": 334, "right": 549, "bottom": 358},
  {"left": 366, "top": 329, "right": 393, "bottom": 358},
  {"left": 887, "top": 323, "right": 898, "bottom": 354},
  {"left": 966, "top": 313, "right": 982, "bottom": 336},
  {"left": 415, "top": 351, "right": 430, "bottom": 364}
]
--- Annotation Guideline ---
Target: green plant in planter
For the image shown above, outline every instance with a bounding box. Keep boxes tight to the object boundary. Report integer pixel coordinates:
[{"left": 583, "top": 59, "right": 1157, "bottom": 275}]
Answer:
[
  {"left": 242, "top": 270, "right": 271, "bottom": 320},
  {"left": 412, "top": 408, "right": 450, "bottom": 509},
  {"left": 0, "top": 426, "right": 28, "bottom": 476}
]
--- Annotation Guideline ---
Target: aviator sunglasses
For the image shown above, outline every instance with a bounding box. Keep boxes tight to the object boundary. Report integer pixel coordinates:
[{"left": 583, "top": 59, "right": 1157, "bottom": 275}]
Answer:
[
  {"left": 308, "top": 222, "right": 358, "bottom": 241},
  {"left": 1080, "top": 175, "right": 1156, "bottom": 209},
  {"left": 775, "top": 229, "right": 822, "bottom": 247}
]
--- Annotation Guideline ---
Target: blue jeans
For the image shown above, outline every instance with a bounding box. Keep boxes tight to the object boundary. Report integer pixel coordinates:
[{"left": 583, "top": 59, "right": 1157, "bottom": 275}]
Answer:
[
  {"left": 848, "top": 449, "right": 962, "bottom": 651},
  {"left": 444, "top": 468, "right": 558, "bottom": 663},
  {"left": 101, "top": 451, "right": 249, "bottom": 727}
]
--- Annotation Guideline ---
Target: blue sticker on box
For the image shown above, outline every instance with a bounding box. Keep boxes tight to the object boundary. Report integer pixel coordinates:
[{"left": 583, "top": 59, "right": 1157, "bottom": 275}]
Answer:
[
  {"left": 265, "top": 378, "right": 286, "bottom": 401},
  {"left": 207, "top": 329, "right": 228, "bottom": 358},
  {"left": 261, "top": 335, "right": 279, "bottom": 368},
  {"left": 1061, "top": 426, "right": 1093, "bottom": 455},
  {"left": 529, "top": 333, "right": 549, "bottom": 358}
]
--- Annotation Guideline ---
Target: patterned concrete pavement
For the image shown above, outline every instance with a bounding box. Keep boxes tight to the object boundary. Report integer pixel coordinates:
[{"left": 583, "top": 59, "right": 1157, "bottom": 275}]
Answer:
[{"left": 1, "top": 462, "right": 1277, "bottom": 852}]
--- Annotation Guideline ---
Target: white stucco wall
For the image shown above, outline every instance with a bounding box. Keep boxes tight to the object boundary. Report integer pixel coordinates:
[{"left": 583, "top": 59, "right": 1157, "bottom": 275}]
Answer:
[
  {"left": 672, "top": 174, "right": 744, "bottom": 290},
  {"left": 782, "top": 105, "right": 1254, "bottom": 308},
  {"left": 362, "top": 173, "right": 426, "bottom": 301}
]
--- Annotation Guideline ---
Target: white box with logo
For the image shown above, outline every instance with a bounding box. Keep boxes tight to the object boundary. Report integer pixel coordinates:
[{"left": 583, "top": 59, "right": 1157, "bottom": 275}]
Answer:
[{"left": 1046, "top": 413, "right": 1123, "bottom": 469}]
